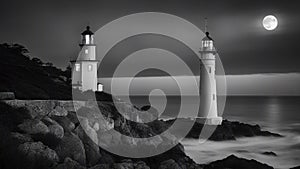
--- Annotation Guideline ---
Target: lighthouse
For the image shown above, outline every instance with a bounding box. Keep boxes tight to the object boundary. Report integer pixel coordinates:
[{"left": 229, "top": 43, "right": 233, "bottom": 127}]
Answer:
[
  {"left": 71, "top": 26, "right": 103, "bottom": 92},
  {"left": 198, "top": 20, "right": 222, "bottom": 125}
]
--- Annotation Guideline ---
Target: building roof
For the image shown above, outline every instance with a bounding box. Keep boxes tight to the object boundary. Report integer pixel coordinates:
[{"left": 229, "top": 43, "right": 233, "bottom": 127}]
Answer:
[
  {"left": 202, "top": 32, "right": 213, "bottom": 41},
  {"left": 81, "top": 26, "right": 94, "bottom": 35}
]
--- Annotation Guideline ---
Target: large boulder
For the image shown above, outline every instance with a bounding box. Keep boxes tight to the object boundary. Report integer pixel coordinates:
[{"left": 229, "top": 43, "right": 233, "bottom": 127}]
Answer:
[
  {"left": 55, "top": 157, "right": 86, "bottom": 169},
  {"left": 204, "top": 154, "right": 274, "bottom": 169},
  {"left": 55, "top": 132, "right": 86, "bottom": 165},
  {"left": 48, "top": 124, "right": 64, "bottom": 139},
  {"left": 89, "top": 164, "right": 111, "bottom": 169},
  {"left": 4, "top": 100, "right": 55, "bottom": 118},
  {"left": 158, "top": 159, "right": 181, "bottom": 169},
  {"left": 78, "top": 117, "right": 98, "bottom": 144},
  {"left": 113, "top": 163, "right": 134, "bottom": 169},
  {"left": 18, "top": 119, "right": 49, "bottom": 134},
  {"left": 51, "top": 115, "right": 75, "bottom": 133},
  {"left": 98, "top": 149, "right": 115, "bottom": 164},
  {"left": 140, "top": 105, "right": 159, "bottom": 119},
  {"left": 113, "top": 159, "right": 134, "bottom": 169},
  {"left": 42, "top": 116, "right": 64, "bottom": 139},
  {"left": 134, "top": 161, "right": 150, "bottom": 169},
  {"left": 75, "top": 125, "right": 102, "bottom": 167},
  {"left": 77, "top": 106, "right": 114, "bottom": 133},
  {"left": 18, "top": 141, "right": 59, "bottom": 167},
  {"left": 10, "top": 132, "right": 33, "bottom": 144},
  {"left": 3, "top": 100, "right": 86, "bottom": 118},
  {"left": 49, "top": 105, "right": 68, "bottom": 116}
]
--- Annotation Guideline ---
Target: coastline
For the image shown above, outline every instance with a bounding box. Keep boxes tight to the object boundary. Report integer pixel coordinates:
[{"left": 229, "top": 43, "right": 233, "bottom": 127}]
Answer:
[{"left": 0, "top": 99, "right": 299, "bottom": 169}]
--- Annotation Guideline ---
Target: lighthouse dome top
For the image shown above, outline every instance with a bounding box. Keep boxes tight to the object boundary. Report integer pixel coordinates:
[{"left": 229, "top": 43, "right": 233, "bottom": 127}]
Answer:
[
  {"left": 201, "top": 31, "right": 214, "bottom": 50},
  {"left": 202, "top": 32, "right": 213, "bottom": 41},
  {"left": 81, "top": 26, "right": 94, "bottom": 35}
]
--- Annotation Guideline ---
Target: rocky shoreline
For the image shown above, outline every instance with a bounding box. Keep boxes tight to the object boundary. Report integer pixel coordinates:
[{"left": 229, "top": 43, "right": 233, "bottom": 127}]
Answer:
[
  {"left": 162, "top": 118, "right": 282, "bottom": 141},
  {"left": 0, "top": 100, "right": 293, "bottom": 169}
]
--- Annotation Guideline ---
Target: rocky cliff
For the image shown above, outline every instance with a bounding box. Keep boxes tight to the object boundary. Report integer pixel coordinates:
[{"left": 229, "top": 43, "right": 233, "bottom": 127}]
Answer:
[{"left": 0, "top": 100, "right": 281, "bottom": 169}]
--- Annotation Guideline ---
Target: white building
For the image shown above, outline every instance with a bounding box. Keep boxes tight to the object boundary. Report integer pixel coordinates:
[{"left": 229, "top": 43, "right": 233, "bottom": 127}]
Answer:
[
  {"left": 198, "top": 30, "right": 222, "bottom": 125},
  {"left": 71, "top": 26, "right": 103, "bottom": 92}
]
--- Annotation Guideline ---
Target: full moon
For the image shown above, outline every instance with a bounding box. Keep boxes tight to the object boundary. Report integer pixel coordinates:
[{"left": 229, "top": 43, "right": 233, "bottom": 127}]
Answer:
[{"left": 263, "top": 15, "right": 278, "bottom": 30}]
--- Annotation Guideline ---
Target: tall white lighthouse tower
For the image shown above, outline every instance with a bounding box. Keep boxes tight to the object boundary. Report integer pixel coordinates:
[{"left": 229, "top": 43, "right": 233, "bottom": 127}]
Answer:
[
  {"left": 198, "top": 21, "right": 222, "bottom": 125},
  {"left": 71, "top": 26, "right": 102, "bottom": 91}
]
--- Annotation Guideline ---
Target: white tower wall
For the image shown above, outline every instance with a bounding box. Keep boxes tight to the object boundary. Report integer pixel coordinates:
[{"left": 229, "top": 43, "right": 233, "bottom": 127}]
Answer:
[
  {"left": 198, "top": 37, "right": 222, "bottom": 125},
  {"left": 81, "top": 61, "right": 98, "bottom": 91}
]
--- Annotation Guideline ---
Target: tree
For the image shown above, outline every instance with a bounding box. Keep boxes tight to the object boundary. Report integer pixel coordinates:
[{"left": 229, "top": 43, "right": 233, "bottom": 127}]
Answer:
[
  {"left": 64, "top": 65, "right": 72, "bottom": 85},
  {"left": 31, "top": 58, "right": 43, "bottom": 65},
  {"left": 44, "top": 62, "right": 53, "bottom": 67}
]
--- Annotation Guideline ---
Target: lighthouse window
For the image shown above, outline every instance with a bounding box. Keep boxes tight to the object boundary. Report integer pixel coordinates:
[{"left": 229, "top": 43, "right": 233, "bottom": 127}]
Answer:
[
  {"left": 213, "top": 94, "right": 215, "bottom": 100},
  {"left": 85, "top": 49, "right": 88, "bottom": 54},
  {"left": 75, "top": 64, "right": 80, "bottom": 71},
  {"left": 88, "top": 64, "right": 93, "bottom": 71},
  {"left": 85, "top": 35, "right": 90, "bottom": 44}
]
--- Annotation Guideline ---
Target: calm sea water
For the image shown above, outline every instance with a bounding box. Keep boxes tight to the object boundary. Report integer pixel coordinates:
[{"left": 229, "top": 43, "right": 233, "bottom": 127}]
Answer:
[{"left": 128, "top": 96, "right": 300, "bottom": 169}]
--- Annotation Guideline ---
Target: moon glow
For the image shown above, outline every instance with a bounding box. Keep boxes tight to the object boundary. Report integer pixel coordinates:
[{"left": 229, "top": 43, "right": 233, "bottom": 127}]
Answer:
[{"left": 263, "top": 15, "right": 278, "bottom": 30}]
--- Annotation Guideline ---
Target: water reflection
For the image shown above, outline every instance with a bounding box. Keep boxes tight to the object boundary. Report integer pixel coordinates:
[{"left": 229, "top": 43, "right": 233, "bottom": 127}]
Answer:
[{"left": 265, "top": 97, "right": 281, "bottom": 131}]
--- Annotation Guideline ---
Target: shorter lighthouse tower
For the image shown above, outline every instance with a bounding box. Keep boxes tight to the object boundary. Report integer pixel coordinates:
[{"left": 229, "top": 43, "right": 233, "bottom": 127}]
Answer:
[
  {"left": 71, "top": 26, "right": 102, "bottom": 91},
  {"left": 198, "top": 20, "right": 222, "bottom": 125}
]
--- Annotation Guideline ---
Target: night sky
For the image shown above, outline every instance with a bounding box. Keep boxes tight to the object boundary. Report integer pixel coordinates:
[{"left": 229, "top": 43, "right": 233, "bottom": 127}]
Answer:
[{"left": 0, "top": 0, "right": 299, "bottom": 75}]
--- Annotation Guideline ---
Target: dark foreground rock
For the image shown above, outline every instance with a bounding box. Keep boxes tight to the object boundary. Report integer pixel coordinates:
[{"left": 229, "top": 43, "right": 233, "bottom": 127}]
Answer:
[
  {"left": 204, "top": 154, "right": 274, "bottom": 169},
  {"left": 163, "top": 119, "right": 282, "bottom": 141},
  {"left": 261, "top": 151, "right": 277, "bottom": 156},
  {"left": 0, "top": 101, "right": 281, "bottom": 169}
]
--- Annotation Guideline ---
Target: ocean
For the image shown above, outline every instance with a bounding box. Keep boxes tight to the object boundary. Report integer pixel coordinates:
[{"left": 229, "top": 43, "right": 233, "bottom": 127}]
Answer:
[{"left": 128, "top": 96, "right": 300, "bottom": 169}]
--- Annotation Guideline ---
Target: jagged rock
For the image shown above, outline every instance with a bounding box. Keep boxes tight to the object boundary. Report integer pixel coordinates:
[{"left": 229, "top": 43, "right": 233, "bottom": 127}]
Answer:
[
  {"left": 98, "top": 149, "right": 115, "bottom": 164},
  {"left": 140, "top": 105, "right": 159, "bottom": 119},
  {"left": 89, "top": 164, "right": 110, "bottom": 169},
  {"left": 55, "top": 132, "right": 86, "bottom": 165},
  {"left": 134, "top": 161, "right": 150, "bottom": 169},
  {"left": 18, "top": 119, "right": 49, "bottom": 134},
  {"left": 42, "top": 116, "right": 57, "bottom": 124},
  {"left": 168, "top": 119, "right": 283, "bottom": 141},
  {"left": 3, "top": 100, "right": 86, "bottom": 118},
  {"left": 77, "top": 106, "right": 114, "bottom": 133},
  {"left": 177, "top": 156, "right": 203, "bottom": 169},
  {"left": 98, "top": 129, "right": 121, "bottom": 147},
  {"left": 204, "top": 154, "right": 274, "bottom": 169},
  {"left": 113, "top": 161, "right": 134, "bottom": 169},
  {"left": 78, "top": 117, "right": 98, "bottom": 144},
  {"left": 51, "top": 115, "right": 75, "bottom": 133},
  {"left": 158, "top": 159, "right": 181, "bottom": 169},
  {"left": 67, "top": 111, "right": 80, "bottom": 125},
  {"left": 55, "top": 157, "right": 86, "bottom": 169},
  {"left": 261, "top": 151, "right": 277, "bottom": 156},
  {"left": 4, "top": 100, "right": 55, "bottom": 118},
  {"left": 49, "top": 105, "right": 68, "bottom": 116},
  {"left": 11, "top": 132, "right": 33, "bottom": 143},
  {"left": 75, "top": 125, "right": 101, "bottom": 167},
  {"left": 18, "top": 141, "right": 59, "bottom": 165},
  {"left": 48, "top": 124, "right": 64, "bottom": 139},
  {"left": 115, "top": 103, "right": 158, "bottom": 123},
  {"left": 140, "top": 105, "right": 151, "bottom": 111},
  {"left": 42, "top": 116, "right": 64, "bottom": 139}
]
